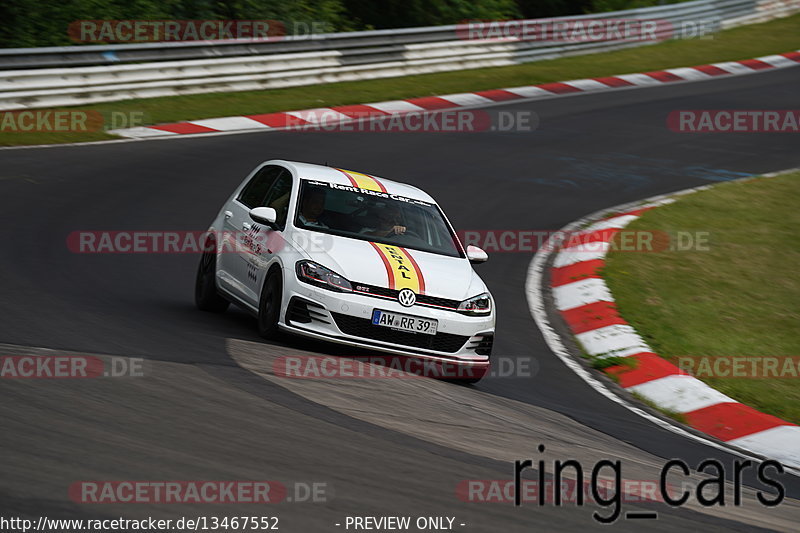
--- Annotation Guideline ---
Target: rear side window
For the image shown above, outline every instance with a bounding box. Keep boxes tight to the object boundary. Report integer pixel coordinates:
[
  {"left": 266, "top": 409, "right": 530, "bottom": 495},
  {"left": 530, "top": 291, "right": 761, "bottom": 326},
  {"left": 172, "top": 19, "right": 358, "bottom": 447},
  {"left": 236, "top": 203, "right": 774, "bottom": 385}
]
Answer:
[{"left": 238, "top": 165, "right": 284, "bottom": 208}]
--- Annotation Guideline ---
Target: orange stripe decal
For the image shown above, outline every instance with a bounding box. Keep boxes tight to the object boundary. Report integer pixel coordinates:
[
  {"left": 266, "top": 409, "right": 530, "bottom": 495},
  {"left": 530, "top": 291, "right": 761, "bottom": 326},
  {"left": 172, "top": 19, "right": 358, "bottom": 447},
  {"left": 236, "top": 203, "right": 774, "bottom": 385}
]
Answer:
[
  {"left": 336, "top": 168, "right": 387, "bottom": 192},
  {"left": 369, "top": 242, "right": 395, "bottom": 289}
]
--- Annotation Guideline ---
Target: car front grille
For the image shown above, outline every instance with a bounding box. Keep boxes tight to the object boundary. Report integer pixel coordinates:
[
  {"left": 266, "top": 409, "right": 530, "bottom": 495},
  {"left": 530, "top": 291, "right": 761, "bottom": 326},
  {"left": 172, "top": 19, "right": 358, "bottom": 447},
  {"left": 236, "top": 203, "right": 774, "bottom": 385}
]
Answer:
[
  {"left": 331, "top": 312, "right": 469, "bottom": 353},
  {"left": 352, "top": 283, "right": 460, "bottom": 310}
]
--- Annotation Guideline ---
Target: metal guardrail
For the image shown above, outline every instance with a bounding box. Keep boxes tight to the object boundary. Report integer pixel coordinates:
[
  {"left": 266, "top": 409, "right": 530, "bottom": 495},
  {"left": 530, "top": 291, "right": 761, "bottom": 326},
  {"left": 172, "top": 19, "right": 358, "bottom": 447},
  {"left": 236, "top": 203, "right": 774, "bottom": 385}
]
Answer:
[{"left": 0, "top": 0, "right": 797, "bottom": 110}]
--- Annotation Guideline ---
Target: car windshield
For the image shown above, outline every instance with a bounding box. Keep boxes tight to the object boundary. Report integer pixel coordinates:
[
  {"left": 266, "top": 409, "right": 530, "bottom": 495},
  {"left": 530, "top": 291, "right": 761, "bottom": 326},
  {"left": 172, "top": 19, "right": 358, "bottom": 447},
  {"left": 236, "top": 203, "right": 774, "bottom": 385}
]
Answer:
[{"left": 294, "top": 180, "right": 463, "bottom": 258}]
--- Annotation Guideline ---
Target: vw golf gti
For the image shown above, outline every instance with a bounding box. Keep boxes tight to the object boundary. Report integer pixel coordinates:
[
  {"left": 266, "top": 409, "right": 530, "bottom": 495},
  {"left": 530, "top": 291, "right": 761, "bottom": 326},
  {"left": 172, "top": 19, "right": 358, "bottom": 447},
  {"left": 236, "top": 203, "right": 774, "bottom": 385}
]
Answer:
[{"left": 195, "top": 160, "right": 494, "bottom": 381}]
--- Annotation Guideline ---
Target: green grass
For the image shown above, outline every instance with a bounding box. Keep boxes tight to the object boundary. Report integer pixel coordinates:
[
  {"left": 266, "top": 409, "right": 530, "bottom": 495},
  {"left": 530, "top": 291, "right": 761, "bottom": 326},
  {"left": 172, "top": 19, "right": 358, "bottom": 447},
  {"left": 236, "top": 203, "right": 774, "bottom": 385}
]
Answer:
[
  {"left": 591, "top": 354, "right": 638, "bottom": 370},
  {"left": 1, "top": 13, "right": 799, "bottom": 146},
  {"left": 604, "top": 172, "right": 800, "bottom": 424}
]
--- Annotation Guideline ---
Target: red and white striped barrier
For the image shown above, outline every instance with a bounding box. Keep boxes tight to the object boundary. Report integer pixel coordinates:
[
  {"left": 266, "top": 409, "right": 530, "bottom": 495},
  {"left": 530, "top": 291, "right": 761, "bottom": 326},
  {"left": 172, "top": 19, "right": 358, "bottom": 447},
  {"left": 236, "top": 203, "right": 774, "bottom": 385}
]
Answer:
[
  {"left": 110, "top": 50, "right": 800, "bottom": 138},
  {"left": 550, "top": 190, "right": 800, "bottom": 468}
]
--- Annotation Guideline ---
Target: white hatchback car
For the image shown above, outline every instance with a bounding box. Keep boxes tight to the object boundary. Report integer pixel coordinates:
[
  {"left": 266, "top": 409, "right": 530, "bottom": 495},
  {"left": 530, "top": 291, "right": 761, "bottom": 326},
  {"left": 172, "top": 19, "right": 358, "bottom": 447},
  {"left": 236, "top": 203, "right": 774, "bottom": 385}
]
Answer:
[{"left": 196, "top": 160, "right": 494, "bottom": 381}]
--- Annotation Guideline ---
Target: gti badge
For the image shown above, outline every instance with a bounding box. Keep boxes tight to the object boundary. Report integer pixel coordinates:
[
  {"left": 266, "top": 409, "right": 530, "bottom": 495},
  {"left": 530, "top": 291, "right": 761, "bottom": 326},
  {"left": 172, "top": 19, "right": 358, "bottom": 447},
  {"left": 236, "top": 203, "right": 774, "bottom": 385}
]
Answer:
[{"left": 397, "top": 288, "right": 416, "bottom": 307}]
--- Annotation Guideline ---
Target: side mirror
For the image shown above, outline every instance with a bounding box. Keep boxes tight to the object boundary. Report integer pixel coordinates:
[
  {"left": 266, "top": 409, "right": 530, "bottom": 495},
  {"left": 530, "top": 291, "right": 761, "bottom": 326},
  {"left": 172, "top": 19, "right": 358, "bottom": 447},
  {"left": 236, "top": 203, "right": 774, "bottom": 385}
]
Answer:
[
  {"left": 249, "top": 207, "right": 278, "bottom": 228},
  {"left": 466, "top": 245, "right": 488, "bottom": 264}
]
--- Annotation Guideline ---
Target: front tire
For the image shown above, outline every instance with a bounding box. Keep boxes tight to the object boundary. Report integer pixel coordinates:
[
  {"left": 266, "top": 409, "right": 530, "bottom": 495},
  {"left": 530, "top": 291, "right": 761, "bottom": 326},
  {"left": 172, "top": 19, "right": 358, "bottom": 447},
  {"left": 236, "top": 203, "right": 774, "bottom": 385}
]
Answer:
[
  {"left": 195, "top": 244, "right": 229, "bottom": 313},
  {"left": 258, "top": 268, "right": 283, "bottom": 340}
]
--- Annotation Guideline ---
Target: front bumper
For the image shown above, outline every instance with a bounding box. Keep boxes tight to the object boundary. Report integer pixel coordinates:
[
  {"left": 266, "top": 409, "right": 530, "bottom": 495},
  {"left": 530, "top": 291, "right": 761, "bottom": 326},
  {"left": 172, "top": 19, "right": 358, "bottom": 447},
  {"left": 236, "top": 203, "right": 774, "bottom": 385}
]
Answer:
[{"left": 281, "top": 280, "right": 494, "bottom": 366}]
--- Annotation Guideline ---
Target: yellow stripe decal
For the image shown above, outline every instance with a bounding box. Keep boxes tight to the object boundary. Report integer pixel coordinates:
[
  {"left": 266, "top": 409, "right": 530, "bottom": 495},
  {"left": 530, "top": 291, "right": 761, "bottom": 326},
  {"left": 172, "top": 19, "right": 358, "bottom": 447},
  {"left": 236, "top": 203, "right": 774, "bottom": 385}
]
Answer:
[
  {"left": 336, "top": 168, "right": 386, "bottom": 192},
  {"left": 372, "top": 243, "right": 421, "bottom": 293}
]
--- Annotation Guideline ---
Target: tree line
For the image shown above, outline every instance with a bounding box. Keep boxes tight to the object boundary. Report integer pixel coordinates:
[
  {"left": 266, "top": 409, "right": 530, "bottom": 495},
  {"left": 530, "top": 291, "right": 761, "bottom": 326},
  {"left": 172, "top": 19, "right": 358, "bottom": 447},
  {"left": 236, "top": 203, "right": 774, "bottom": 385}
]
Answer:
[{"left": 1, "top": 0, "right": 679, "bottom": 48}]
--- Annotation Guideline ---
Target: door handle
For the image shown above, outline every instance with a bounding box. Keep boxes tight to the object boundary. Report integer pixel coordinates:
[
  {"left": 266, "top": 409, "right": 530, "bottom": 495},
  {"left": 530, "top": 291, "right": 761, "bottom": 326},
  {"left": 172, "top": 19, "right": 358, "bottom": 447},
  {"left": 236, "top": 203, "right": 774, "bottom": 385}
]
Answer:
[
  {"left": 224, "top": 210, "right": 233, "bottom": 220},
  {"left": 242, "top": 222, "right": 252, "bottom": 231}
]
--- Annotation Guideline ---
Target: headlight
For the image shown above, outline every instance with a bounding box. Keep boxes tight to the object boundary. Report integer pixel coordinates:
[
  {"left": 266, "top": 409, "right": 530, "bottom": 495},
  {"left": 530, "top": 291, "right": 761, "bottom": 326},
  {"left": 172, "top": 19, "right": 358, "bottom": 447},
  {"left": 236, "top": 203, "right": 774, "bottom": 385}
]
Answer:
[
  {"left": 296, "top": 260, "right": 352, "bottom": 292},
  {"left": 457, "top": 293, "right": 492, "bottom": 316}
]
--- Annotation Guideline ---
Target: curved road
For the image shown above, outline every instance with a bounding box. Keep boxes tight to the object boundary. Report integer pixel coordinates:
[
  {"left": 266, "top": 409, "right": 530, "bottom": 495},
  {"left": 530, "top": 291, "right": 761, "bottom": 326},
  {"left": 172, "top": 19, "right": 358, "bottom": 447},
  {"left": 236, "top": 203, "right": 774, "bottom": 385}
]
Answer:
[{"left": 1, "top": 66, "right": 799, "bottom": 531}]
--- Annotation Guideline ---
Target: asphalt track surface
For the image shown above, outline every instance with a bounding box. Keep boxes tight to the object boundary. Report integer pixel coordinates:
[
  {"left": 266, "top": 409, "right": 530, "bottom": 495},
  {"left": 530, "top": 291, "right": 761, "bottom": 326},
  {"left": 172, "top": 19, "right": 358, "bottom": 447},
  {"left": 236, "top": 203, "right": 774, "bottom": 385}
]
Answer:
[{"left": 1, "top": 65, "right": 799, "bottom": 531}]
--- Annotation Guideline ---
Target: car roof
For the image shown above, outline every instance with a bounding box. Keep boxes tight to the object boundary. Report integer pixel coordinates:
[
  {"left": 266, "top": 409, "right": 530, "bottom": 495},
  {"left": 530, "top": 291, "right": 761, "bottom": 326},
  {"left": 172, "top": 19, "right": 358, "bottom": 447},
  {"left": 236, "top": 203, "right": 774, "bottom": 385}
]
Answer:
[{"left": 272, "top": 160, "right": 436, "bottom": 204}]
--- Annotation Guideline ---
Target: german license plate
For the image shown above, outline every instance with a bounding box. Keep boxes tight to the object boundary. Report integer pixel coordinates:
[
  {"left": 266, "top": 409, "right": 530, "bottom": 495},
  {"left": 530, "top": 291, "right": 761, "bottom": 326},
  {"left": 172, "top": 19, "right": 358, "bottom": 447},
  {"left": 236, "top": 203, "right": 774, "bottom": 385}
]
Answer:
[{"left": 371, "top": 309, "right": 438, "bottom": 335}]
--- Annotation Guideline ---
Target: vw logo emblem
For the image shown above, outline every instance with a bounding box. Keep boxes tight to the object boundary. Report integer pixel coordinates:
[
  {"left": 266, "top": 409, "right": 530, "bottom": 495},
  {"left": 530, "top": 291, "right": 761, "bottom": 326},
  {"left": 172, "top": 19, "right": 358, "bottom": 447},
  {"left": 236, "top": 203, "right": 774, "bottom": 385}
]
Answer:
[{"left": 397, "top": 288, "right": 416, "bottom": 307}]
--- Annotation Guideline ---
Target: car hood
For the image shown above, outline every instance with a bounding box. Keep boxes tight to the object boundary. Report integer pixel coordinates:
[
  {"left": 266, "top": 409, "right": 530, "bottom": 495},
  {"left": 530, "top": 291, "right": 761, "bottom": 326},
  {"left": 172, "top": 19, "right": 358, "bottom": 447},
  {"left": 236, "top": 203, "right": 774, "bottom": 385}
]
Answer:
[{"left": 295, "top": 231, "right": 484, "bottom": 301}]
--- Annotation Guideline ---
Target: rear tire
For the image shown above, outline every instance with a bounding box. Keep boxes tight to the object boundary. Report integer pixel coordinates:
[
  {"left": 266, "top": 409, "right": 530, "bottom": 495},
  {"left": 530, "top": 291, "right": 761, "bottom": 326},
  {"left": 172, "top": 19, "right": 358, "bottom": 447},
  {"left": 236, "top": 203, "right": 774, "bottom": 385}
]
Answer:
[
  {"left": 195, "top": 242, "right": 229, "bottom": 313},
  {"left": 258, "top": 268, "right": 283, "bottom": 340}
]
